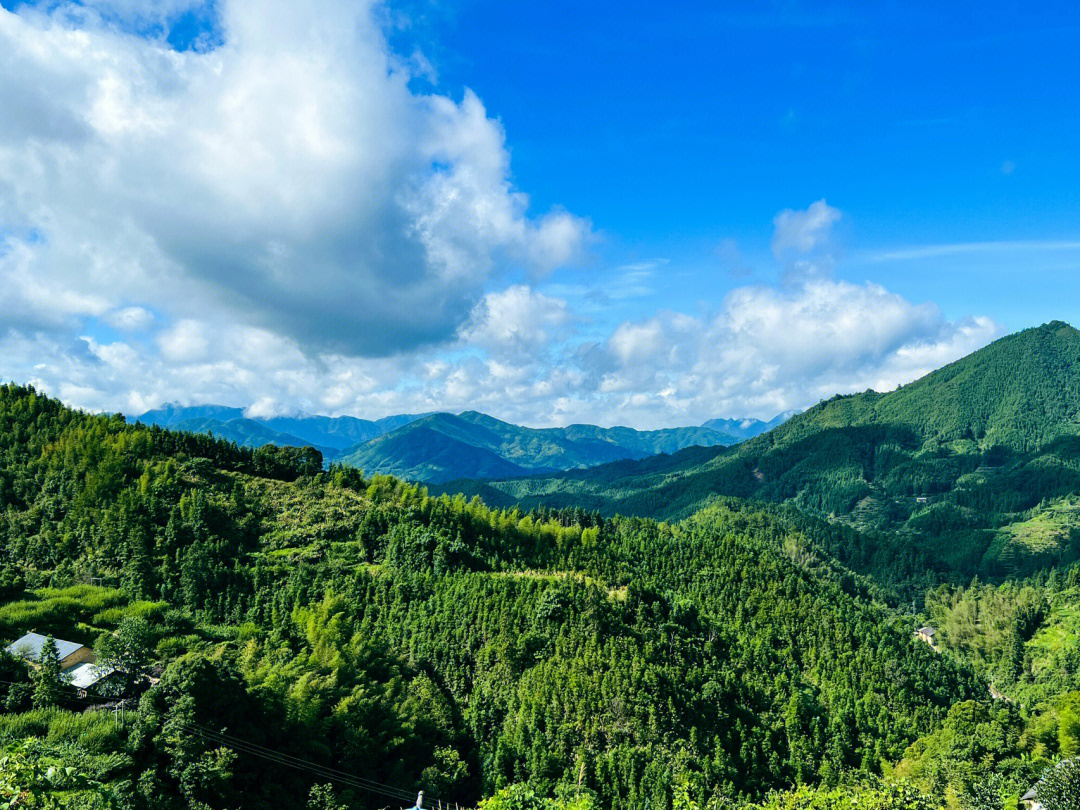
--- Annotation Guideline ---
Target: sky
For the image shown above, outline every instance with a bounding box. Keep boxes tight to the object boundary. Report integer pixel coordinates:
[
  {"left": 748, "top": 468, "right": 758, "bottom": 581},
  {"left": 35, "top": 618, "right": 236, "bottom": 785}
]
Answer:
[{"left": 0, "top": 0, "right": 1078, "bottom": 428}]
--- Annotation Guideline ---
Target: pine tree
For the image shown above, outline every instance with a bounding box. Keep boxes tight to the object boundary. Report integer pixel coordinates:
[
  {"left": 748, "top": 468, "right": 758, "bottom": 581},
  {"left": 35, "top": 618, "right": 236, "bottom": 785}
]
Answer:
[{"left": 32, "top": 636, "right": 65, "bottom": 709}]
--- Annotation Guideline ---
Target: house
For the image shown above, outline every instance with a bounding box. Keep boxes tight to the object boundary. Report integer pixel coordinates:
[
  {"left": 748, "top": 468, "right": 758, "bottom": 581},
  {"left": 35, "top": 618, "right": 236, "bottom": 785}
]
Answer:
[
  {"left": 63, "top": 661, "right": 117, "bottom": 693},
  {"left": 916, "top": 626, "right": 937, "bottom": 645},
  {"left": 915, "top": 496, "right": 928, "bottom": 504},
  {"left": 1020, "top": 758, "right": 1077, "bottom": 810},
  {"left": 6, "top": 632, "right": 95, "bottom": 670}
]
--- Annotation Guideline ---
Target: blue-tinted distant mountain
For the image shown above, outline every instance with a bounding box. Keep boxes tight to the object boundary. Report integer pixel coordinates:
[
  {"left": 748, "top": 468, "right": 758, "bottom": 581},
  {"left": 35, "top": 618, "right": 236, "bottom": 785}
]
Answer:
[
  {"left": 257, "top": 413, "right": 433, "bottom": 450},
  {"left": 130, "top": 405, "right": 433, "bottom": 460},
  {"left": 337, "top": 411, "right": 743, "bottom": 483},
  {"left": 132, "top": 403, "right": 791, "bottom": 481},
  {"left": 702, "top": 411, "right": 799, "bottom": 441},
  {"left": 137, "top": 404, "right": 245, "bottom": 427}
]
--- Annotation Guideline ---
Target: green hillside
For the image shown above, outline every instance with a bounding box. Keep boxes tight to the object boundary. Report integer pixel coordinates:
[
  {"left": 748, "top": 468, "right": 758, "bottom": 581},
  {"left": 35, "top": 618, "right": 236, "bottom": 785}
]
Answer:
[
  {"left": 168, "top": 416, "right": 339, "bottom": 459},
  {"left": 0, "top": 384, "right": 988, "bottom": 809},
  {"left": 447, "top": 323, "right": 1080, "bottom": 588},
  {"left": 341, "top": 422, "right": 533, "bottom": 482},
  {"left": 338, "top": 411, "right": 738, "bottom": 483}
]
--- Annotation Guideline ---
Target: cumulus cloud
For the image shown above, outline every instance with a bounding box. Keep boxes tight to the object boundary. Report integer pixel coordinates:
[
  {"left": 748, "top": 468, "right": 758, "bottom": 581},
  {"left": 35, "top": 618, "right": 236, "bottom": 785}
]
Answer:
[
  {"left": 0, "top": 13, "right": 1001, "bottom": 432},
  {"left": 574, "top": 280, "right": 1000, "bottom": 426},
  {"left": 0, "top": 275, "right": 1000, "bottom": 427},
  {"left": 771, "top": 199, "right": 842, "bottom": 278},
  {"left": 459, "top": 285, "right": 571, "bottom": 357},
  {"left": 0, "top": 0, "right": 590, "bottom": 355}
]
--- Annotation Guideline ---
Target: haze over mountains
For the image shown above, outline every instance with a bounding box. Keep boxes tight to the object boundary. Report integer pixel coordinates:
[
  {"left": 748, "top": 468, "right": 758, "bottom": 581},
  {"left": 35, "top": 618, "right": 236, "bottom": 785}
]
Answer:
[{"left": 132, "top": 404, "right": 796, "bottom": 483}]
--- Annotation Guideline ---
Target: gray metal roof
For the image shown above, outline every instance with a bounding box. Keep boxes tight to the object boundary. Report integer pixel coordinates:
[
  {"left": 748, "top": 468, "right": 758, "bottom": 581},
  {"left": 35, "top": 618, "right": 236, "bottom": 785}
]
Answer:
[
  {"left": 6, "top": 632, "right": 86, "bottom": 663},
  {"left": 64, "top": 662, "right": 114, "bottom": 689}
]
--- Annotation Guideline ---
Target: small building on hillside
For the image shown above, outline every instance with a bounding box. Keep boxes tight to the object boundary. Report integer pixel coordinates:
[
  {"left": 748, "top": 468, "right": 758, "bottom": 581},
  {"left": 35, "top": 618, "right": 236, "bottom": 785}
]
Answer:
[
  {"left": 64, "top": 661, "right": 117, "bottom": 693},
  {"left": 1019, "top": 786, "right": 1042, "bottom": 810},
  {"left": 1019, "top": 757, "right": 1078, "bottom": 810},
  {"left": 916, "top": 626, "right": 937, "bottom": 646},
  {"left": 6, "top": 632, "right": 95, "bottom": 670}
]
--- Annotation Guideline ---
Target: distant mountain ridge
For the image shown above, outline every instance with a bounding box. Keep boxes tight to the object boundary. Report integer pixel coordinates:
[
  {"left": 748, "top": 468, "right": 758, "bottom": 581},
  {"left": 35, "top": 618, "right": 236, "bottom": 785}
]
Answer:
[
  {"left": 337, "top": 411, "right": 754, "bottom": 483},
  {"left": 131, "top": 404, "right": 797, "bottom": 480},
  {"left": 442, "top": 321, "right": 1080, "bottom": 583},
  {"left": 132, "top": 407, "right": 434, "bottom": 460},
  {"left": 702, "top": 411, "right": 800, "bottom": 441}
]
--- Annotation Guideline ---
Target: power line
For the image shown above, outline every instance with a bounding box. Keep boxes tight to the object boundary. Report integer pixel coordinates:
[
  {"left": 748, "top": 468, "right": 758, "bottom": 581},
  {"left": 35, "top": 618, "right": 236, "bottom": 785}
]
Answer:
[
  {"left": 0, "top": 678, "right": 458, "bottom": 808},
  {"left": 176, "top": 721, "right": 452, "bottom": 808},
  {"left": 186, "top": 723, "right": 415, "bottom": 800}
]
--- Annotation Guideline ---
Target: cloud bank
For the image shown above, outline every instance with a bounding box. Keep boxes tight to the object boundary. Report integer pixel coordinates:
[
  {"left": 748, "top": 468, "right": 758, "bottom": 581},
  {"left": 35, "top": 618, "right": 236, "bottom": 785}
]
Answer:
[{"left": 0, "top": 3, "right": 1001, "bottom": 428}]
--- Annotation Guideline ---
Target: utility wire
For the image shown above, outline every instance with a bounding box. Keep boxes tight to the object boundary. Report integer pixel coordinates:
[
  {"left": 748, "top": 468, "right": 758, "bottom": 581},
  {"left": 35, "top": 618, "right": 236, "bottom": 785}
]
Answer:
[
  {"left": 0, "top": 678, "right": 455, "bottom": 808},
  {"left": 176, "top": 721, "right": 450, "bottom": 808},
  {"left": 183, "top": 724, "right": 418, "bottom": 803},
  {"left": 183, "top": 722, "right": 417, "bottom": 797}
]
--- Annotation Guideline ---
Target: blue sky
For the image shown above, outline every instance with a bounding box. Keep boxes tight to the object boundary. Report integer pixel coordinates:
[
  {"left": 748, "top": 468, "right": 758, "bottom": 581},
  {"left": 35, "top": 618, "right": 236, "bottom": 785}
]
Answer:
[
  {"left": 0, "top": 0, "right": 1077, "bottom": 426},
  {"left": 403, "top": 0, "right": 1080, "bottom": 326}
]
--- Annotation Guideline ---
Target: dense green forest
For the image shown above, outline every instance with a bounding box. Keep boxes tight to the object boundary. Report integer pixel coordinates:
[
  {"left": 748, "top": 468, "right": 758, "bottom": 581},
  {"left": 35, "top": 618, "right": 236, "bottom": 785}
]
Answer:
[
  {"left": 3, "top": 330, "right": 1080, "bottom": 810},
  {"left": 0, "top": 382, "right": 1034, "bottom": 809},
  {"left": 336, "top": 411, "right": 739, "bottom": 484},
  {"left": 441, "top": 323, "right": 1080, "bottom": 595}
]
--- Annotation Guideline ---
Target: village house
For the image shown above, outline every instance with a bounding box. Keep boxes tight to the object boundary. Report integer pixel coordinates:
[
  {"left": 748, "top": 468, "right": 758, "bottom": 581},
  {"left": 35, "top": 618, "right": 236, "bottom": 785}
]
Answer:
[
  {"left": 6, "top": 631, "right": 94, "bottom": 670},
  {"left": 1019, "top": 786, "right": 1042, "bottom": 810},
  {"left": 5, "top": 631, "right": 113, "bottom": 692},
  {"left": 916, "top": 626, "right": 937, "bottom": 646}
]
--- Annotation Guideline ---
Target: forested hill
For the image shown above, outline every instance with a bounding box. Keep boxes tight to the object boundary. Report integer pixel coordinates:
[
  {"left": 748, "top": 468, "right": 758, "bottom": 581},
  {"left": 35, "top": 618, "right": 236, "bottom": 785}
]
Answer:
[
  {"left": 133, "top": 405, "right": 780, "bottom": 475},
  {"left": 0, "top": 383, "right": 982, "bottom": 808},
  {"left": 441, "top": 322, "right": 1080, "bottom": 588},
  {"left": 763, "top": 319, "right": 1080, "bottom": 453},
  {"left": 337, "top": 411, "right": 739, "bottom": 483}
]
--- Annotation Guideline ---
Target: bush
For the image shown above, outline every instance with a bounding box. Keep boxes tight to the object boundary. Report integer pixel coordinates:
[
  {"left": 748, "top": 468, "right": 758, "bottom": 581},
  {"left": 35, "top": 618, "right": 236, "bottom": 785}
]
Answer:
[{"left": 1037, "top": 758, "right": 1080, "bottom": 810}]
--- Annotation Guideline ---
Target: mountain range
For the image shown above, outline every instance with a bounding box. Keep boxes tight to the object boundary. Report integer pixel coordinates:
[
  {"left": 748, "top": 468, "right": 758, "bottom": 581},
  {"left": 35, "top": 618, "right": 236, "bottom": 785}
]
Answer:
[
  {"left": 439, "top": 321, "right": 1080, "bottom": 586},
  {"left": 3, "top": 320, "right": 1079, "bottom": 808},
  {"left": 132, "top": 404, "right": 796, "bottom": 482}
]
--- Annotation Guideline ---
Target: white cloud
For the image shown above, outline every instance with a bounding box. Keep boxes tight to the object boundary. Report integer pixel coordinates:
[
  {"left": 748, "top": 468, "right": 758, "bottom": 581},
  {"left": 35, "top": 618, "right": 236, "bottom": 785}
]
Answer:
[
  {"left": 569, "top": 279, "right": 1000, "bottom": 426},
  {"left": 104, "top": 306, "right": 154, "bottom": 330},
  {"left": 0, "top": 22, "right": 1003, "bottom": 434},
  {"left": 771, "top": 199, "right": 842, "bottom": 278},
  {"left": 0, "top": 273, "right": 1000, "bottom": 428},
  {"left": 459, "top": 285, "right": 571, "bottom": 356},
  {"left": 0, "top": 0, "right": 590, "bottom": 355},
  {"left": 157, "top": 319, "right": 209, "bottom": 362}
]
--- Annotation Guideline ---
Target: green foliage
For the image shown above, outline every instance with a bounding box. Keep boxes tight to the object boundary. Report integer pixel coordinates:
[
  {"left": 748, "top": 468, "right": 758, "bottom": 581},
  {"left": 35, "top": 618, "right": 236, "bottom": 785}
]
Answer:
[
  {"left": 454, "top": 323, "right": 1080, "bottom": 593},
  {"left": 755, "top": 779, "right": 941, "bottom": 810},
  {"left": 31, "top": 637, "right": 66, "bottom": 710},
  {"left": 478, "top": 783, "right": 596, "bottom": 810},
  {"left": 95, "top": 617, "right": 154, "bottom": 696},
  {"left": 0, "top": 379, "right": 1058, "bottom": 810},
  {"left": 1035, "top": 758, "right": 1080, "bottom": 810},
  {"left": 0, "top": 740, "right": 118, "bottom": 808}
]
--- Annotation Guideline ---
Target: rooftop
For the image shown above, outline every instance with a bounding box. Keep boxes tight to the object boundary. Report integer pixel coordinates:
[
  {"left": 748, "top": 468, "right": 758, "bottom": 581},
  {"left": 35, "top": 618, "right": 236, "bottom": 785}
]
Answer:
[
  {"left": 6, "top": 632, "right": 86, "bottom": 663},
  {"left": 64, "top": 662, "right": 114, "bottom": 690}
]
